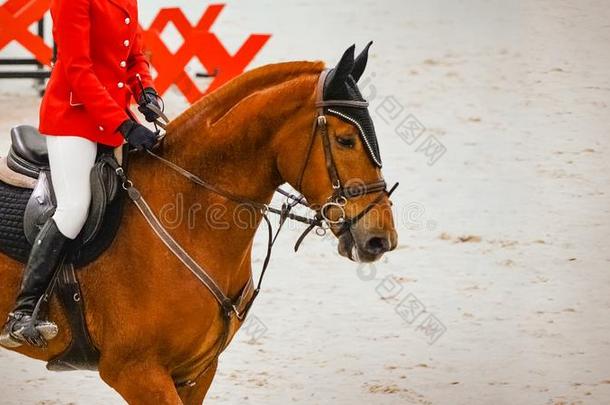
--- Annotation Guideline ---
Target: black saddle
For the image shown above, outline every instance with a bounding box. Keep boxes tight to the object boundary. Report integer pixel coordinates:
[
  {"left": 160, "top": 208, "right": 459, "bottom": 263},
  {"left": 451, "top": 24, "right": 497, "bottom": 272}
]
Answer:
[
  {"left": 0, "top": 125, "right": 129, "bottom": 372},
  {"left": 4, "top": 125, "right": 126, "bottom": 266},
  {"left": 7, "top": 125, "right": 49, "bottom": 178}
]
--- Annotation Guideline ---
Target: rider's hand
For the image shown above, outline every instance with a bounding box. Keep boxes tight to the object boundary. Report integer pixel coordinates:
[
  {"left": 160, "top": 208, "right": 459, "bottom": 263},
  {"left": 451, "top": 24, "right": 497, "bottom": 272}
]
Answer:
[
  {"left": 137, "top": 87, "right": 162, "bottom": 123},
  {"left": 118, "top": 120, "right": 158, "bottom": 151}
]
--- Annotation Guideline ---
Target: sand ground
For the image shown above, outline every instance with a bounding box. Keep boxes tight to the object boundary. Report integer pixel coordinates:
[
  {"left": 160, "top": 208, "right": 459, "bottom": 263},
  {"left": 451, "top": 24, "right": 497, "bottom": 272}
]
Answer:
[{"left": 1, "top": 0, "right": 609, "bottom": 404}]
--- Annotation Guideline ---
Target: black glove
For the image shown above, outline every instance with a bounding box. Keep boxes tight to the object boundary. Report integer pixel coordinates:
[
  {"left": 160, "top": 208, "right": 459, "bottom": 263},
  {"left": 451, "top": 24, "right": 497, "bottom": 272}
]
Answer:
[
  {"left": 118, "top": 120, "right": 158, "bottom": 151},
  {"left": 137, "top": 87, "right": 162, "bottom": 123}
]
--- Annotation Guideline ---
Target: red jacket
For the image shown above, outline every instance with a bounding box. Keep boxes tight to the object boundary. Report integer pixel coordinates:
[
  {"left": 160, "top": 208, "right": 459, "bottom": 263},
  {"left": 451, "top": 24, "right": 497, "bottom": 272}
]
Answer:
[{"left": 39, "top": 0, "right": 154, "bottom": 147}]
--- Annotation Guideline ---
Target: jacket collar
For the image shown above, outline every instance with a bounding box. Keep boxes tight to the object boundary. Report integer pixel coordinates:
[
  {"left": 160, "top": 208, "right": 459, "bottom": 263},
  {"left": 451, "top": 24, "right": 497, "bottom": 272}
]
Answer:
[{"left": 107, "top": 0, "right": 133, "bottom": 16}]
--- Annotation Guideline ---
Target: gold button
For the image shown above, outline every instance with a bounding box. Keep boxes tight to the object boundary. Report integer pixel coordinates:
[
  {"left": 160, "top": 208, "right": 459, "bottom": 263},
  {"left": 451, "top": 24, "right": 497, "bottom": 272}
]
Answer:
[
  {"left": 124, "top": 17, "right": 131, "bottom": 25},
  {"left": 123, "top": 40, "right": 130, "bottom": 47},
  {"left": 120, "top": 61, "right": 127, "bottom": 68},
  {"left": 117, "top": 82, "right": 125, "bottom": 89}
]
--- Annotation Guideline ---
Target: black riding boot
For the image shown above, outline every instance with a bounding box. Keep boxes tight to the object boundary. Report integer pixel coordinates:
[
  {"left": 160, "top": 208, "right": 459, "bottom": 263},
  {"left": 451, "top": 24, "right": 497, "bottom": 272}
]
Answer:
[{"left": 0, "top": 219, "right": 68, "bottom": 348}]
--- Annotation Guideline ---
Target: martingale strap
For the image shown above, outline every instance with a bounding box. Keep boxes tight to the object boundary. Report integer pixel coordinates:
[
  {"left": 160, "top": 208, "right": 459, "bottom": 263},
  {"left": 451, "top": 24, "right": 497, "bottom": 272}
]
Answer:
[{"left": 117, "top": 172, "right": 255, "bottom": 320}]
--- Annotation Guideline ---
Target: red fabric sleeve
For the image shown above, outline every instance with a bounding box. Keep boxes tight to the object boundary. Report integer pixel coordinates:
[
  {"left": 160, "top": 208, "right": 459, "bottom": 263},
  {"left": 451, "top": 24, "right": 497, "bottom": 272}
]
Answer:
[
  {"left": 127, "top": 26, "right": 155, "bottom": 102},
  {"left": 55, "top": 0, "right": 129, "bottom": 133}
]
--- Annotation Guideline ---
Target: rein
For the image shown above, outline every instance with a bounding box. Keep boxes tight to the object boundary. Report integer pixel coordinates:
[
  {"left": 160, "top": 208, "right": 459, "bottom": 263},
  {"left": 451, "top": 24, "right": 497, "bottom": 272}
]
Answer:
[
  {"left": 145, "top": 150, "right": 322, "bottom": 228},
  {"left": 114, "top": 69, "right": 398, "bottom": 387}
]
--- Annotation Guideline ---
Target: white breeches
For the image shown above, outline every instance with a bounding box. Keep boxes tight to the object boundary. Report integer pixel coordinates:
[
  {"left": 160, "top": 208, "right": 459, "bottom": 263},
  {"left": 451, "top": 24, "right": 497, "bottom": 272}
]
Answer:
[{"left": 46, "top": 135, "right": 97, "bottom": 240}]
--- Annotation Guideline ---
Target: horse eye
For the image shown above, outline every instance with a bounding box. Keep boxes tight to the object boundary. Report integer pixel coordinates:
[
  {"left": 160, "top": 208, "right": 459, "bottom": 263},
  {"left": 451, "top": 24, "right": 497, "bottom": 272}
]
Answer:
[{"left": 336, "top": 136, "right": 356, "bottom": 148}]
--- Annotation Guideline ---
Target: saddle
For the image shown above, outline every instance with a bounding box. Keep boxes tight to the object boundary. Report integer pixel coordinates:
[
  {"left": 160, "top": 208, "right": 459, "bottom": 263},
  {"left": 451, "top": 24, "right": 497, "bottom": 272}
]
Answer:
[
  {"left": 4, "top": 125, "right": 125, "bottom": 262},
  {"left": 0, "top": 125, "right": 128, "bottom": 371}
]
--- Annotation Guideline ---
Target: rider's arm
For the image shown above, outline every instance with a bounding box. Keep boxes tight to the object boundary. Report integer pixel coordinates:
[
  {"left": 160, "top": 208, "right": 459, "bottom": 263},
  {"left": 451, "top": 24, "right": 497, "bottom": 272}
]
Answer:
[
  {"left": 126, "top": 26, "right": 155, "bottom": 101},
  {"left": 54, "top": 0, "right": 130, "bottom": 134}
]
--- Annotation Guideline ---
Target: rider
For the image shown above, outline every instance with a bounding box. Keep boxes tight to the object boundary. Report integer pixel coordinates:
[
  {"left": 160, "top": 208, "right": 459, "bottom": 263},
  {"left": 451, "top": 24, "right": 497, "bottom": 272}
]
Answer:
[{"left": 0, "top": 0, "right": 161, "bottom": 348}]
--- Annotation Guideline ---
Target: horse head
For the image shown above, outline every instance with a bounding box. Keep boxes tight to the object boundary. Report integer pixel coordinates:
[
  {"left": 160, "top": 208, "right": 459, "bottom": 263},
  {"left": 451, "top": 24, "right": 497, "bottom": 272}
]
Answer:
[{"left": 277, "top": 44, "right": 398, "bottom": 263}]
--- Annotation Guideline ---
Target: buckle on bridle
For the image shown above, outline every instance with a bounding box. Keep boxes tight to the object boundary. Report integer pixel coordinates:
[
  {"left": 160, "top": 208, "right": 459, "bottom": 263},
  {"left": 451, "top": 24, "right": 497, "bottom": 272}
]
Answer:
[
  {"left": 336, "top": 196, "right": 347, "bottom": 206},
  {"left": 121, "top": 179, "right": 134, "bottom": 191},
  {"left": 317, "top": 115, "right": 327, "bottom": 126},
  {"left": 232, "top": 305, "right": 246, "bottom": 321}
]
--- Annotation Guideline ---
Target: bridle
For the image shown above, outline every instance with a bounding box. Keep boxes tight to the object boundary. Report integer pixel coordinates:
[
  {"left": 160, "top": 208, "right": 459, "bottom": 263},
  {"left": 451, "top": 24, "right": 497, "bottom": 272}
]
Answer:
[
  {"left": 114, "top": 69, "right": 398, "bottom": 387},
  {"left": 291, "top": 69, "right": 399, "bottom": 249}
]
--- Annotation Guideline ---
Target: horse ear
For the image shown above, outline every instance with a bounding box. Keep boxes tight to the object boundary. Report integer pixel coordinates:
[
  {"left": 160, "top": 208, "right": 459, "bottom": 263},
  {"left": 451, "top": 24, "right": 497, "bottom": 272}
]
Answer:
[
  {"left": 352, "top": 41, "right": 373, "bottom": 82},
  {"left": 326, "top": 44, "right": 356, "bottom": 94}
]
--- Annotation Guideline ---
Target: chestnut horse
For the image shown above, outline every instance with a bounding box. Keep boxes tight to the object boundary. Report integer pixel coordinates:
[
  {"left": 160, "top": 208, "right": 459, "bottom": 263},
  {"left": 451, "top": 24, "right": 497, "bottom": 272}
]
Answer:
[{"left": 0, "top": 46, "right": 397, "bottom": 404}]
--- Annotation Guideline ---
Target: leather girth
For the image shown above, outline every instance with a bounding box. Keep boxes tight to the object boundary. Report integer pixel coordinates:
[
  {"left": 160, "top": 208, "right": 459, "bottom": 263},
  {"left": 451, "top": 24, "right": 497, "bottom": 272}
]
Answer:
[{"left": 46, "top": 262, "right": 100, "bottom": 371}]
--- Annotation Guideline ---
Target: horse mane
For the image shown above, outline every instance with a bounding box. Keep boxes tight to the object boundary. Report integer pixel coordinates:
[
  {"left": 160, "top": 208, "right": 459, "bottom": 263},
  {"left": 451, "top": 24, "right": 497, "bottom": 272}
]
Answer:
[{"left": 166, "top": 61, "right": 326, "bottom": 134}]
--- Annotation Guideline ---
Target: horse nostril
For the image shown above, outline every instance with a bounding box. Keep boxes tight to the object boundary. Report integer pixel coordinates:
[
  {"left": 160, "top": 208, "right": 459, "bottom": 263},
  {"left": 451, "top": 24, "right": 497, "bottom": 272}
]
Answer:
[{"left": 365, "top": 236, "right": 390, "bottom": 255}]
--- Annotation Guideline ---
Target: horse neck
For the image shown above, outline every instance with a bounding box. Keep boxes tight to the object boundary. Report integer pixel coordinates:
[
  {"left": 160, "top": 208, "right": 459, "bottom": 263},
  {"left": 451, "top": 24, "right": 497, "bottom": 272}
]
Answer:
[{"left": 139, "top": 71, "right": 320, "bottom": 296}]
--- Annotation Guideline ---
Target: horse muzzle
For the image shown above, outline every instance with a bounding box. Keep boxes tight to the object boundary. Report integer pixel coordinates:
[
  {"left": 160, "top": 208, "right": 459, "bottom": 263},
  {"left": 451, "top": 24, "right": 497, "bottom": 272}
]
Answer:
[{"left": 337, "top": 228, "right": 396, "bottom": 263}]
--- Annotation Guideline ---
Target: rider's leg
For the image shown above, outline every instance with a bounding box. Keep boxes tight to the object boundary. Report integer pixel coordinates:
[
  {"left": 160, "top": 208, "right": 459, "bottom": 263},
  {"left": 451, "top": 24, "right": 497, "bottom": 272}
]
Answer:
[
  {"left": 46, "top": 135, "right": 98, "bottom": 239},
  {"left": 0, "top": 135, "right": 97, "bottom": 348}
]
